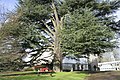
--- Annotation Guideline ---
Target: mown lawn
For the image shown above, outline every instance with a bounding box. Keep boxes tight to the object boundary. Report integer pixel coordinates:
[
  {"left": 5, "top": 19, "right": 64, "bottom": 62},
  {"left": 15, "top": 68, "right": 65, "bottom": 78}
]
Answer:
[{"left": 0, "top": 71, "right": 88, "bottom": 80}]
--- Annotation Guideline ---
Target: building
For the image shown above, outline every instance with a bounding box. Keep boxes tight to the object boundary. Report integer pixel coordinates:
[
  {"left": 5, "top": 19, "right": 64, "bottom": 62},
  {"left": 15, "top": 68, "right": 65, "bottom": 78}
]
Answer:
[
  {"left": 62, "top": 55, "right": 89, "bottom": 71},
  {"left": 98, "top": 60, "right": 120, "bottom": 71}
]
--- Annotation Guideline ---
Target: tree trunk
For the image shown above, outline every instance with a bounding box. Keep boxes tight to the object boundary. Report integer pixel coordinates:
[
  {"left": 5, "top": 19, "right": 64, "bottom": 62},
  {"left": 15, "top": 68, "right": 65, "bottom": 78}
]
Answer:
[
  {"left": 51, "top": 0, "right": 62, "bottom": 72},
  {"left": 53, "top": 29, "right": 62, "bottom": 72}
]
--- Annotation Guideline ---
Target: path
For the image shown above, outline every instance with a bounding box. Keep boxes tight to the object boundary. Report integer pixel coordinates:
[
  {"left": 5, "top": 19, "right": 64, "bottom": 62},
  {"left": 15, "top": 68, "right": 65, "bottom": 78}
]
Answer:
[{"left": 87, "top": 71, "right": 120, "bottom": 80}]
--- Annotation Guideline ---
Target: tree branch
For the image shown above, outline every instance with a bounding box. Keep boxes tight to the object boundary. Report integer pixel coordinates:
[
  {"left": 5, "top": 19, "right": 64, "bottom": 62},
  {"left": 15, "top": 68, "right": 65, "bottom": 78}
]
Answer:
[
  {"left": 42, "top": 20, "right": 55, "bottom": 35},
  {"left": 44, "top": 29, "right": 55, "bottom": 41},
  {"left": 51, "top": 0, "right": 60, "bottom": 26}
]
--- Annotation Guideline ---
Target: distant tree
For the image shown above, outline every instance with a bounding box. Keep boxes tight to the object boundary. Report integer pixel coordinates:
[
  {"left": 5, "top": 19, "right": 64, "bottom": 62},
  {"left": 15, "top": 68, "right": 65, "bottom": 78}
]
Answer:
[{"left": 0, "top": 53, "right": 24, "bottom": 72}]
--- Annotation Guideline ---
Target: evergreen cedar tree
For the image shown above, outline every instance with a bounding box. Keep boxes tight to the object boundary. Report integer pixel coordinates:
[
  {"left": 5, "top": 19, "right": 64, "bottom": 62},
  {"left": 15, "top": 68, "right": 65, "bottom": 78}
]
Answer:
[{"left": 0, "top": 0, "right": 120, "bottom": 72}]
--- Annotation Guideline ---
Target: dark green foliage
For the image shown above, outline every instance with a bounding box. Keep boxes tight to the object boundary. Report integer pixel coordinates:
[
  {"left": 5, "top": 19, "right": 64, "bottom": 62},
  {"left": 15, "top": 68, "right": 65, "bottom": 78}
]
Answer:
[
  {"left": 61, "top": 9, "right": 114, "bottom": 55},
  {"left": 2, "top": 0, "right": 119, "bottom": 53},
  {"left": 15, "top": 0, "right": 120, "bottom": 51},
  {"left": 59, "top": 0, "right": 120, "bottom": 15},
  {"left": 19, "top": 0, "right": 52, "bottom": 22},
  {"left": 59, "top": 0, "right": 120, "bottom": 29}
]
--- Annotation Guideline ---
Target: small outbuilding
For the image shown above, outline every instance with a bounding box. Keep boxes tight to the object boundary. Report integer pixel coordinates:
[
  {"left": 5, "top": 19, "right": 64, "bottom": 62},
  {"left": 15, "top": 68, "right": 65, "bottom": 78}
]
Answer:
[{"left": 62, "top": 55, "right": 88, "bottom": 71}]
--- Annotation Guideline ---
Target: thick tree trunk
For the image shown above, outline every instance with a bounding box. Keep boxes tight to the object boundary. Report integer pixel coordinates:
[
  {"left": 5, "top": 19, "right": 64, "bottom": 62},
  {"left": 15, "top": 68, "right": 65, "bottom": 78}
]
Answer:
[
  {"left": 53, "top": 29, "right": 62, "bottom": 72},
  {"left": 51, "top": 0, "right": 62, "bottom": 72}
]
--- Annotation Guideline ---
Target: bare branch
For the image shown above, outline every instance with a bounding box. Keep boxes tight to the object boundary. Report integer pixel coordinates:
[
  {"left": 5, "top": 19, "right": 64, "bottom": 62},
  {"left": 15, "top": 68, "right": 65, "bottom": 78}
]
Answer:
[
  {"left": 42, "top": 20, "right": 55, "bottom": 35},
  {"left": 51, "top": 0, "right": 60, "bottom": 26},
  {"left": 44, "top": 29, "right": 55, "bottom": 41}
]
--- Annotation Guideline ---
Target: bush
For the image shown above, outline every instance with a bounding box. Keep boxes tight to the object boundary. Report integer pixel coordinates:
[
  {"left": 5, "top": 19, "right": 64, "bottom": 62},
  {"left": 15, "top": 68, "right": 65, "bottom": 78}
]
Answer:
[{"left": 0, "top": 61, "right": 24, "bottom": 72}]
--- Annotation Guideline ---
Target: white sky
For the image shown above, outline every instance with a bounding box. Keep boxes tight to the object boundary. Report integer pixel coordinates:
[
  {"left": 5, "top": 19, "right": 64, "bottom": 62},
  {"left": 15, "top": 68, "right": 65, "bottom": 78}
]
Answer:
[
  {"left": 115, "top": 10, "right": 120, "bottom": 21},
  {"left": 0, "top": 0, "right": 18, "bottom": 11}
]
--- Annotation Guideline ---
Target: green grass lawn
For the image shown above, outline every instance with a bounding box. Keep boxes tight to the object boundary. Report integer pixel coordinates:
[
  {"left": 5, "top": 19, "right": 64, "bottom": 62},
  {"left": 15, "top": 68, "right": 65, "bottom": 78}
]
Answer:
[{"left": 0, "top": 71, "right": 88, "bottom": 80}]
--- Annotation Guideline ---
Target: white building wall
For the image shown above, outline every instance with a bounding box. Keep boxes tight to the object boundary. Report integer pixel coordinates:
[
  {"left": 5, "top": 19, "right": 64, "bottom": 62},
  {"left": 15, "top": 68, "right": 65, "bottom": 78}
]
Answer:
[{"left": 98, "top": 61, "right": 120, "bottom": 71}]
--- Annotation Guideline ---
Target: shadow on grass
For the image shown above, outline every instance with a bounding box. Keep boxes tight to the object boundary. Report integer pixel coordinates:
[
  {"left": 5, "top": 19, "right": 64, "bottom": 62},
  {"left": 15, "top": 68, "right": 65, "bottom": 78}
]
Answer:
[
  {"left": 112, "top": 75, "right": 120, "bottom": 80},
  {"left": 87, "top": 71, "right": 120, "bottom": 80},
  {"left": 88, "top": 71, "right": 113, "bottom": 74},
  {"left": 0, "top": 71, "right": 56, "bottom": 77},
  {"left": 74, "top": 71, "right": 89, "bottom": 74},
  {"left": 74, "top": 71, "right": 116, "bottom": 75}
]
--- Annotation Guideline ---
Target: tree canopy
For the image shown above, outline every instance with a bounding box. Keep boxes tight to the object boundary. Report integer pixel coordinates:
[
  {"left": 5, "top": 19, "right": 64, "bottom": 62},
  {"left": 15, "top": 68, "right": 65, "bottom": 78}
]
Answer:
[{"left": 61, "top": 9, "right": 114, "bottom": 56}]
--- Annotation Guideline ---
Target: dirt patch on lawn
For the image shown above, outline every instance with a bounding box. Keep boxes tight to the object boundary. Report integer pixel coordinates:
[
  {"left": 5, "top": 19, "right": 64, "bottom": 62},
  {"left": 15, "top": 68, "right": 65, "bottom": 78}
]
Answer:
[{"left": 87, "top": 71, "right": 120, "bottom": 80}]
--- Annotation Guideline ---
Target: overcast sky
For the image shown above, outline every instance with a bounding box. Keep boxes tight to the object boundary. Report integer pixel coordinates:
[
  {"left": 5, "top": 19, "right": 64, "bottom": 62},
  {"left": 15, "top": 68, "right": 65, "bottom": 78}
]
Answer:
[
  {"left": 115, "top": 10, "right": 120, "bottom": 21},
  {"left": 0, "top": 0, "right": 18, "bottom": 11}
]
